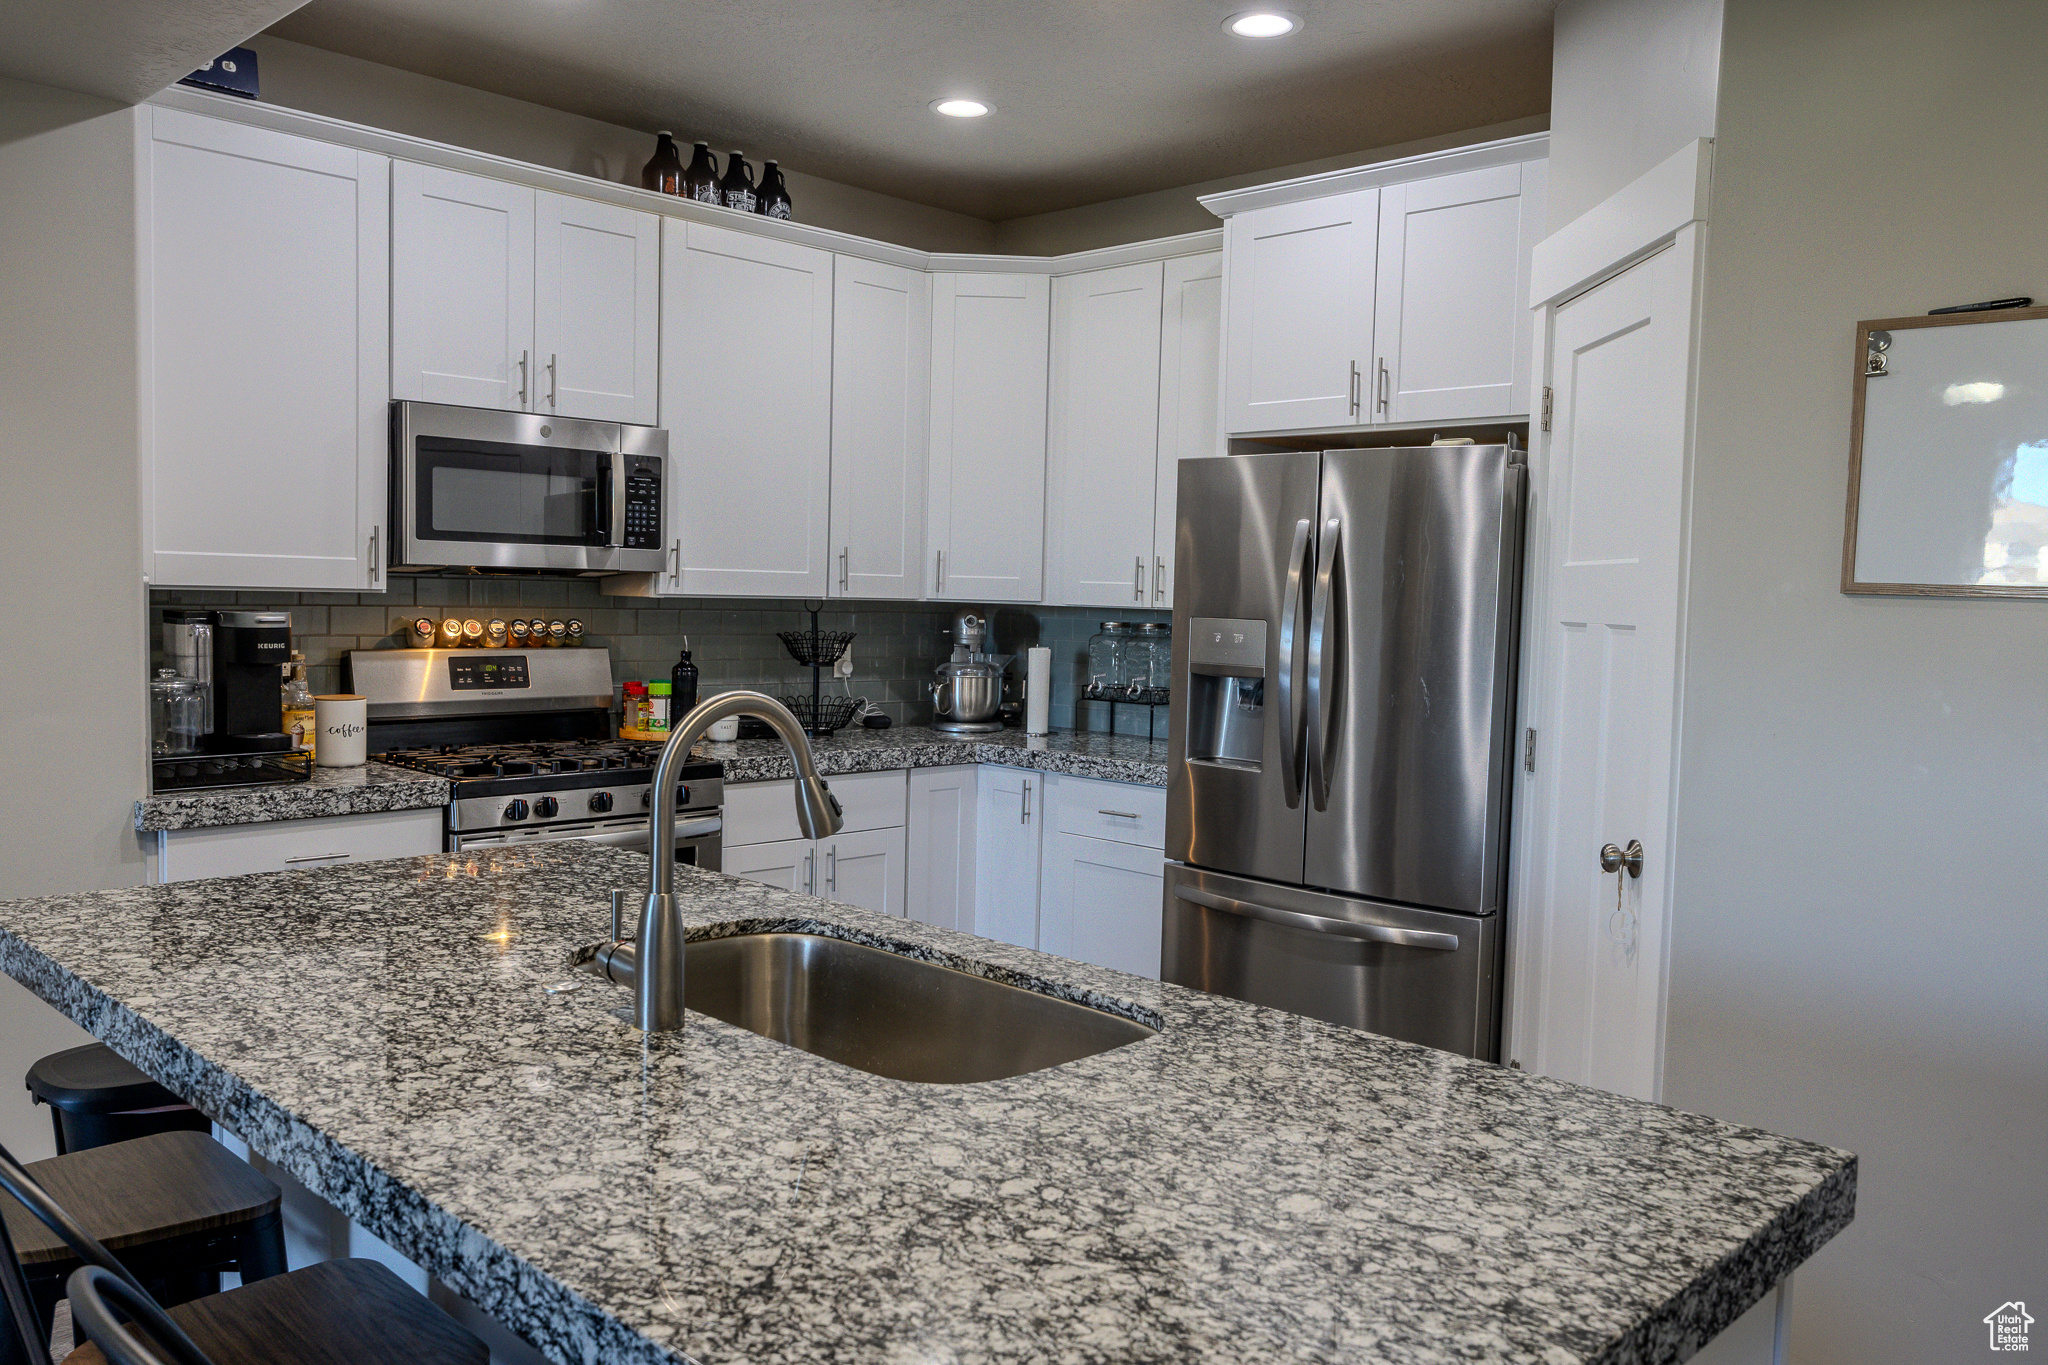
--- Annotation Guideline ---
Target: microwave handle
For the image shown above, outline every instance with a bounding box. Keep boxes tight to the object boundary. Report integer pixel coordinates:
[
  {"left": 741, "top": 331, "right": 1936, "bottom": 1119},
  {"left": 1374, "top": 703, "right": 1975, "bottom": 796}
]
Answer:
[{"left": 607, "top": 450, "right": 626, "bottom": 547}]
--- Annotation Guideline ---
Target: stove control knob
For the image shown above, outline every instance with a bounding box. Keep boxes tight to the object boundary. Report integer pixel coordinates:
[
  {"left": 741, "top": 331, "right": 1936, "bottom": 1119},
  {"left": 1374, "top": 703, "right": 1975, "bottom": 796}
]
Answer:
[
  {"left": 502, "top": 800, "right": 529, "bottom": 822},
  {"left": 588, "top": 791, "right": 614, "bottom": 814},
  {"left": 640, "top": 789, "right": 652, "bottom": 810},
  {"left": 533, "top": 796, "right": 559, "bottom": 818}
]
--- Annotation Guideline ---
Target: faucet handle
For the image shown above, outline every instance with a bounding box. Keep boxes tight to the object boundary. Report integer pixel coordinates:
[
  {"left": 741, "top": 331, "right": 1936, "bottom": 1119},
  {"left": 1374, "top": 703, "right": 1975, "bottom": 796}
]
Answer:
[{"left": 611, "top": 888, "right": 631, "bottom": 945}]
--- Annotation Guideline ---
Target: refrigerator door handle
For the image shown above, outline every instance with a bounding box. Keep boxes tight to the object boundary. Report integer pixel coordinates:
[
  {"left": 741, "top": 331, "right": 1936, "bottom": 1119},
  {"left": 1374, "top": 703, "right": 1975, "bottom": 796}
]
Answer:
[
  {"left": 1172, "top": 885, "right": 1461, "bottom": 951},
  {"left": 1305, "top": 515, "right": 1342, "bottom": 810},
  {"left": 1277, "top": 517, "right": 1313, "bottom": 808}
]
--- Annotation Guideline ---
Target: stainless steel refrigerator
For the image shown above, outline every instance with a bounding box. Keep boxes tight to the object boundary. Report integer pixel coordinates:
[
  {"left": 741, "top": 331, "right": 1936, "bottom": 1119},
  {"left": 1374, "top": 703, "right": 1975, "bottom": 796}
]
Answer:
[{"left": 1162, "top": 445, "right": 1524, "bottom": 1059}]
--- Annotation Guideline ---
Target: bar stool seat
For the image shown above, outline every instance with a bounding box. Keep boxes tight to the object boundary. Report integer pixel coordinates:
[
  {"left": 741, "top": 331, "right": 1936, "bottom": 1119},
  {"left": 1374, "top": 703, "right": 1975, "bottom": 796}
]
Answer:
[
  {"left": 61, "top": 1257, "right": 490, "bottom": 1365},
  {"left": 25, "top": 1046, "right": 208, "bottom": 1156}
]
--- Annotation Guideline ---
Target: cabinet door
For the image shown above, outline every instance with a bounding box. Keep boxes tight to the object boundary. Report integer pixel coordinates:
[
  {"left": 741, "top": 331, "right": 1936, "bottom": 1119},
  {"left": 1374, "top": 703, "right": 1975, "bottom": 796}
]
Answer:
[
  {"left": 973, "top": 767, "right": 1043, "bottom": 949},
  {"left": 927, "top": 273, "right": 1050, "bottom": 602},
  {"left": 1151, "top": 252, "right": 1223, "bottom": 609},
  {"left": 391, "top": 162, "right": 535, "bottom": 411},
  {"left": 1040, "top": 829, "right": 1165, "bottom": 979},
  {"left": 158, "top": 809, "right": 441, "bottom": 882},
  {"left": 1047, "top": 262, "right": 1164, "bottom": 607},
  {"left": 1221, "top": 188, "right": 1377, "bottom": 434},
  {"left": 830, "top": 256, "right": 930, "bottom": 600},
  {"left": 724, "top": 836, "right": 816, "bottom": 895},
  {"left": 534, "top": 192, "right": 659, "bottom": 425},
  {"left": 143, "top": 109, "right": 389, "bottom": 591},
  {"left": 907, "top": 765, "right": 978, "bottom": 933},
  {"left": 1373, "top": 162, "right": 1543, "bottom": 424},
  {"left": 822, "top": 826, "right": 906, "bottom": 916},
  {"left": 663, "top": 220, "right": 833, "bottom": 597}
]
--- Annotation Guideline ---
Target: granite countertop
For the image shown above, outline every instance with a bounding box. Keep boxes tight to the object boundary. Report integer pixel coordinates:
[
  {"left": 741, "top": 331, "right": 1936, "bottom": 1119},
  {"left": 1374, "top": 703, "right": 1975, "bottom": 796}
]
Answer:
[
  {"left": 0, "top": 845, "right": 1853, "bottom": 1365},
  {"left": 699, "top": 724, "right": 1171, "bottom": 787},
  {"left": 133, "top": 761, "right": 451, "bottom": 833}
]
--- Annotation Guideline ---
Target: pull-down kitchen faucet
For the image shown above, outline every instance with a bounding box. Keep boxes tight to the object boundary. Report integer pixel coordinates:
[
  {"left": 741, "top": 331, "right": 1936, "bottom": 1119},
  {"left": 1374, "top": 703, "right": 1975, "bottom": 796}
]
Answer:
[{"left": 592, "top": 690, "right": 842, "bottom": 1031}]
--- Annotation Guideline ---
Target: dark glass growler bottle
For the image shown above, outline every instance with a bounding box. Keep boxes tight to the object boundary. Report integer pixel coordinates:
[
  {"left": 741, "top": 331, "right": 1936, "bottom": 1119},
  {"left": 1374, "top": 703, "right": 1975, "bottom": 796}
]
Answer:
[
  {"left": 670, "top": 640, "right": 699, "bottom": 715},
  {"left": 640, "top": 131, "right": 684, "bottom": 195},
  {"left": 683, "top": 142, "right": 720, "bottom": 203},
  {"left": 756, "top": 161, "right": 793, "bottom": 219},
  {"left": 719, "top": 151, "right": 756, "bottom": 212}
]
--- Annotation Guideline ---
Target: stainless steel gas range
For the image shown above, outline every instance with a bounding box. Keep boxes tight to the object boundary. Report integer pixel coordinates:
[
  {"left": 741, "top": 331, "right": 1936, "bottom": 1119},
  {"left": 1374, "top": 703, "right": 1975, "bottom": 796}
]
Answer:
[{"left": 347, "top": 648, "right": 721, "bottom": 868}]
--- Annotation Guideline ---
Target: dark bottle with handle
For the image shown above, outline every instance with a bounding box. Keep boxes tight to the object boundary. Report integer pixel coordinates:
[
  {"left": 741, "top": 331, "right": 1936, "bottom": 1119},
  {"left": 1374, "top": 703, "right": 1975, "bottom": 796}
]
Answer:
[
  {"left": 683, "top": 142, "right": 720, "bottom": 203},
  {"left": 756, "top": 161, "right": 793, "bottom": 219},
  {"left": 640, "top": 131, "right": 684, "bottom": 194},
  {"left": 719, "top": 151, "right": 756, "bottom": 212},
  {"left": 670, "top": 640, "right": 700, "bottom": 716}
]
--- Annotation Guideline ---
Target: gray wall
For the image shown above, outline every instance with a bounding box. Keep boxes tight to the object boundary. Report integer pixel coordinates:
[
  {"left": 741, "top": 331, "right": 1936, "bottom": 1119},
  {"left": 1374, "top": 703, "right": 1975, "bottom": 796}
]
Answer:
[
  {"left": 1666, "top": 1, "right": 2048, "bottom": 1359},
  {"left": 1547, "top": 0, "right": 1721, "bottom": 232},
  {"left": 0, "top": 79, "right": 142, "bottom": 1157}
]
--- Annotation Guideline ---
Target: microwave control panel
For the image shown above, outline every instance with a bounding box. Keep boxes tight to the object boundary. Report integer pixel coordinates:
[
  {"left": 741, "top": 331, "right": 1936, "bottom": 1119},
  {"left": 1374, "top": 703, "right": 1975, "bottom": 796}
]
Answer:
[{"left": 622, "top": 458, "right": 662, "bottom": 550}]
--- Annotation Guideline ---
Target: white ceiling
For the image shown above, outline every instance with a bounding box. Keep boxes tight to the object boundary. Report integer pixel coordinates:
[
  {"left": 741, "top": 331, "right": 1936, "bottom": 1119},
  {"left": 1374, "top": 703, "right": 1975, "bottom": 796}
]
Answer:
[
  {"left": 0, "top": 0, "right": 307, "bottom": 106},
  {"left": 265, "top": 0, "right": 1555, "bottom": 221}
]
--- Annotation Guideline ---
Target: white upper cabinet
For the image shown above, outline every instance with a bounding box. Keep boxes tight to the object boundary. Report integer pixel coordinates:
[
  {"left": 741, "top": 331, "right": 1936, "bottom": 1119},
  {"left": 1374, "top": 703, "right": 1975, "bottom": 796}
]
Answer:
[
  {"left": 1047, "top": 261, "right": 1164, "bottom": 608},
  {"left": 143, "top": 109, "right": 389, "bottom": 590},
  {"left": 1221, "top": 187, "right": 1378, "bottom": 435},
  {"left": 533, "top": 191, "right": 659, "bottom": 425},
  {"left": 927, "top": 272, "right": 1050, "bottom": 602},
  {"left": 661, "top": 219, "right": 833, "bottom": 597},
  {"left": 391, "top": 163, "right": 535, "bottom": 412},
  {"left": 830, "top": 256, "right": 930, "bottom": 600},
  {"left": 1151, "top": 251, "right": 1223, "bottom": 608},
  {"left": 1372, "top": 161, "right": 1546, "bottom": 425}
]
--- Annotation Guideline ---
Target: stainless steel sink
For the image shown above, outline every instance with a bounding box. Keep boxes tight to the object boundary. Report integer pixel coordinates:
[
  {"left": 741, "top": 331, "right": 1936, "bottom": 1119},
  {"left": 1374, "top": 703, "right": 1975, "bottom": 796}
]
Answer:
[{"left": 586, "top": 932, "right": 1158, "bottom": 1083}]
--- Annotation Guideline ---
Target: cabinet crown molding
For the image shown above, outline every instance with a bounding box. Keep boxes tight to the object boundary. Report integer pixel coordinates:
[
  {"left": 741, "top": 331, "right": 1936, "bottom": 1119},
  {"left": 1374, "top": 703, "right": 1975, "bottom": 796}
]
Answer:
[{"left": 1197, "top": 132, "right": 1550, "bottom": 220}]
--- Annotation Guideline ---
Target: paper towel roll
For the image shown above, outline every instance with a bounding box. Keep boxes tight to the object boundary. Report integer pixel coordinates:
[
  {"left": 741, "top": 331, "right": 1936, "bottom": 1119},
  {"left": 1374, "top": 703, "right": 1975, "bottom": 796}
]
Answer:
[{"left": 1026, "top": 646, "right": 1052, "bottom": 735}]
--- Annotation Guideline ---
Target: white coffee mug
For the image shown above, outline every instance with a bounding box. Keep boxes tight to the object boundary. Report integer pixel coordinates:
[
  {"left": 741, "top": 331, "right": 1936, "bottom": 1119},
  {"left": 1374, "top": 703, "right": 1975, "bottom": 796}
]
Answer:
[{"left": 314, "top": 695, "right": 369, "bottom": 767}]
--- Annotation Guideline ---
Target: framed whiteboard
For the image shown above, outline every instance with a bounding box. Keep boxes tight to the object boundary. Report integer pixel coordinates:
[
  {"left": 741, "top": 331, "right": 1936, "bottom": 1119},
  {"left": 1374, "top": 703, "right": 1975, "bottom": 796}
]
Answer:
[{"left": 1844, "top": 305, "right": 2048, "bottom": 596}]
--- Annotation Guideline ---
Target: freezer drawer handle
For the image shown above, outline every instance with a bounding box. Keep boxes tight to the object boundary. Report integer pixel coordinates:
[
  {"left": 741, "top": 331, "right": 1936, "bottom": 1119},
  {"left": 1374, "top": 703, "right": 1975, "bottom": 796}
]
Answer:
[{"left": 1172, "top": 885, "right": 1461, "bottom": 951}]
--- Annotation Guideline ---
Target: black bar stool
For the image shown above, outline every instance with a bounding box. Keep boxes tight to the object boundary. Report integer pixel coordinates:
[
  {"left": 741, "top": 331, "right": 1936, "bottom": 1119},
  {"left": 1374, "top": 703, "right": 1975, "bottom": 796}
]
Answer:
[
  {"left": 26, "top": 1046, "right": 210, "bottom": 1156},
  {"left": 0, "top": 1142, "right": 487, "bottom": 1365},
  {"left": 0, "top": 1133, "right": 287, "bottom": 1348}
]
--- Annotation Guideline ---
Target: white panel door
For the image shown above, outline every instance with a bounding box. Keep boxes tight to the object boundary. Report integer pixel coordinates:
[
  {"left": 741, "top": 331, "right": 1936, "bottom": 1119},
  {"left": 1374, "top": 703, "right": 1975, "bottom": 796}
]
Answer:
[
  {"left": 1039, "top": 829, "right": 1165, "bottom": 979},
  {"left": 1221, "top": 188, "right": 1377, "bottom": 434},
  {"left": 144, "top": 109, "right": 389, "bottom": 591},
  {"left": 1152, "top": 251, "right": 1223, "bottom": 608},
  {"left": 534, "top": 192, "right": 659, "bottom": 424},
  {"left": 973, "top": 767, "right": 1043, "bottom": 948},
  {"left": 1510, "top": 232, "right": 1701, "bottom": 1102},
  {"left": 158, "top": 808, "right": 442, "bottom": 882},
  {"left": 927, "top": 272, "right": 1050, "bottom": 602},
  {"left": 663, "top": 220, "right": 833, "bottom": 597},
  {"left": 906, "top": 765, "right": 978, "bottom": 933},
  {"left": 821, "top": 826, "right": 906, "bottom": 916},
  {"left": 724, "top": 836, "right": 815, "bottom": 895},
  {"left": 391, "top": 162, "right": 534, "bottom": 411},
  {"left": 1047, "top": 261, "right": 1164, "bottom": 607},
  {"left": 830, "top": 256, "right": 930, "bottom": 600},
  {"left": 1373, "top": 163, "right": 1543, "bottom": 424}
]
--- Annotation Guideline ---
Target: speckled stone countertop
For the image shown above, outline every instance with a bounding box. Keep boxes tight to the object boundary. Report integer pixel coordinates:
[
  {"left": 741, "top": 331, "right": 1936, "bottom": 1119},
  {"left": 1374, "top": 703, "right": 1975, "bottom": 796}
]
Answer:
[
  {"left": 0, "top": 845, "right": 1852, "bottom": 1365},
  {"left": 700, "top": 724, "right": 1170, "bottom": 787},
  {"left": 133, "top": 761, "right": 451, "bottom": 833}
]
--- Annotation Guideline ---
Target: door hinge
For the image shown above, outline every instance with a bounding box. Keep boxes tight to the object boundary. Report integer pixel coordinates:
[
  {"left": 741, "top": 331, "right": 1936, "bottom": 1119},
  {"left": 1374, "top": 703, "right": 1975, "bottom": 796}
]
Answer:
[
  {"left": 1540, "top": 386, "right": 1553, "bottom": 432},
  {"left": 1523, "top": 727, "right": 1537, "bottom": 774}
]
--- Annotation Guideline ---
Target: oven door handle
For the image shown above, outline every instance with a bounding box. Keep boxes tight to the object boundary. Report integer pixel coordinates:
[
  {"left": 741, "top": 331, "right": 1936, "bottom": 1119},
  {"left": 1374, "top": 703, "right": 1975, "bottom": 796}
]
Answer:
[
  {"left": 562, "top": 816, "right": 722, "bottom": 851},
  {"left": 1171, "top": 885, "right": 1461, "bottom": 951}
]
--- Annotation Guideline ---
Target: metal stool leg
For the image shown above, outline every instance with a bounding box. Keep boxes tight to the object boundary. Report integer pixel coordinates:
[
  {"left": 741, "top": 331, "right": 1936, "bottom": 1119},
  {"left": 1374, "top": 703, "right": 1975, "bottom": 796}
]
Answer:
[{"left": 231, "top": 1207, "right": 288, "bottom": 1282}]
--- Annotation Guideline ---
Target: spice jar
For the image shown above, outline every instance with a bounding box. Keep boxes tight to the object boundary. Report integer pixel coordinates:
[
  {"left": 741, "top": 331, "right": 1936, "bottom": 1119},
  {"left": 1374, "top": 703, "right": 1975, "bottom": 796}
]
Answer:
[
  {"left": 408, "top": 618, "right": 435, "bottom": 649},
  {"left": 546, "top": 620, "right": 567, "bottom": 647},
  {"left": 508, "top": 619, "right": 531, "bottom": 646},
  {"left": 438, "top": 618, "right": 464, "bottom": 648},
  {"left": 484, "top": 619, "right": 507, "bottom": 648}
]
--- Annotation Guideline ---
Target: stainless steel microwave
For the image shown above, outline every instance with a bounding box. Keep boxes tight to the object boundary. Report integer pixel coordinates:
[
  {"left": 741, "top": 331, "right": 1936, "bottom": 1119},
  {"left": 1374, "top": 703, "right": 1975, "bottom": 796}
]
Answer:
[{"left": 389, "top": 401, "right": 666, "bottom": 574}]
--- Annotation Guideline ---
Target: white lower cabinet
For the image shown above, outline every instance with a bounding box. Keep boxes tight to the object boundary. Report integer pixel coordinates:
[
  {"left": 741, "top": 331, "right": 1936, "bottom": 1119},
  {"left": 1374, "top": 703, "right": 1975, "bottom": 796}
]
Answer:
[
  {"left": 906, "top": 766, "right": 977, "bottom": 933},
  {"left": 156, "top": 809, "right": 443, "bottom": 883},
  {"left": 1039, "top": 832, "right": 1165, "bottom": 979},
  {"left": 972, "top": 766, "right": 1044, "bottom": 950},
  {"left": 819, "top": 826, "right": 906, "bottom": 917},
  {"left": 723, "top": 836, "right": 815, "bottom": 894},
  {"left": 723, "top": 772, "right": 907, "bottom": 916}
]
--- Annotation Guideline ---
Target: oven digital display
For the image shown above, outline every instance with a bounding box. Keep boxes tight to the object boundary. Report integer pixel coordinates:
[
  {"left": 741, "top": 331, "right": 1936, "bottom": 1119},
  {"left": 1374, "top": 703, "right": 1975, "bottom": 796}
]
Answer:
[{"left": 448, "top": 655, "right": 531, "bottom": 690}]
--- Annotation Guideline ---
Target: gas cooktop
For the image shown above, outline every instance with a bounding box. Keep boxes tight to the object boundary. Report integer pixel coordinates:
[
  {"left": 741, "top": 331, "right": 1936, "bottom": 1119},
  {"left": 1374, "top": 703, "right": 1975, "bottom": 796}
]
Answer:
[{"left": 375, "top": 738, "right": 720, "bottom": 796}]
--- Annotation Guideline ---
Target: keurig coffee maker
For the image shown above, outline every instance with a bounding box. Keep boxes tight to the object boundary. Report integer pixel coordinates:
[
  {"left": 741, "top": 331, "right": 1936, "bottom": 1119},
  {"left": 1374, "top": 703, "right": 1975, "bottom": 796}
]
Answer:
[{"left": 205, "top": 611, "right": 294, "bottom": 753}]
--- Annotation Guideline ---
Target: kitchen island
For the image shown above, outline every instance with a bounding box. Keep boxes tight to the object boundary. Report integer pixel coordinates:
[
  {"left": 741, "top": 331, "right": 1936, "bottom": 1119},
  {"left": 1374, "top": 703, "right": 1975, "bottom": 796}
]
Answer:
[{"left": 0, "top": 845, "right": 1852, "bottom": 1365}]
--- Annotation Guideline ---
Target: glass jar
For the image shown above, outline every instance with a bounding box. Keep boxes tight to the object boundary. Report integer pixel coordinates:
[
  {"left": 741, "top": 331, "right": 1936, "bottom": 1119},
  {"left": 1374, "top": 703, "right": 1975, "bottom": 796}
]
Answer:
[
  {"left": 1141, "top": 622, "right": 1172, "bottom": 691},
  {"left": 150, "top": 668, "right": 204, "bottom": 756},
  {"left": 1087, "top": 623, "right": 1133, "bottom": 694},
  {"left": 1118, "top": 627, "right": 1155, "bottom": 693}
]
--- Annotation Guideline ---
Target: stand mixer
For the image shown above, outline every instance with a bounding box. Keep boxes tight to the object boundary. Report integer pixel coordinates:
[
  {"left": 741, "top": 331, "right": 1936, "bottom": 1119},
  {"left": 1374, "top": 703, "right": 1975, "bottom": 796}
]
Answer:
[{"left": 928, "top": 609, "right": 1008, "bottom": 735}]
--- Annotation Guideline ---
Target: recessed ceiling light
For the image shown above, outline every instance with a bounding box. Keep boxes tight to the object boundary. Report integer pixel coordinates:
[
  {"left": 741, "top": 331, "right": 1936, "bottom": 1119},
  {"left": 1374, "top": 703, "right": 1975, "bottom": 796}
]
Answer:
[
  {"left": 931, "top": 98, "right": 992, "bottom": 118},
  {"left": 1226, "top": 10, "right": 1303, "bottom": 37}
]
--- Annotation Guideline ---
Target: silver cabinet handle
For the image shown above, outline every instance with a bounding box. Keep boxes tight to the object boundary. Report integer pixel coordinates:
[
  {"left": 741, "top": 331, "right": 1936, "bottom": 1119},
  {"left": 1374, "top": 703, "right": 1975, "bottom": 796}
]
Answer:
[
  {"left": 367, "top": 526, "right": 380, "bottom": 585},
  {"left": 826, "top": 845, "right": 837, "bottom": 894},
  {"left": 1020, "top": 781, "right": 1031, "bottom": 823},
  {"left": 804, "top": 849, "right": 815, "bottom": 895},
  {"left": 936, "top": 548, "right": 946, "bottom": 591},
  {"left": 839, "top": 546, "right": 849, "bottom": 590},
  {"left": 1349, "top": 360, "right": 1361, "bottom": 416},
  {"left": 668, "top": 539, "right": 680, "bottom": 586},
  {"left": 1377, "top": 358, "right": 1390, "bottom": 414},
  {"left": 517, "top": 349, "right": 529, "bottom": 406},
  {"left": 1134, "top": 555, "right": 1144, "bottom": 602},
  {"left": 1277, "top": 518, "right": 1312, "bottom": 810},
  {"left": 547, "top": 352, "right": 558, "bottom": 408},
  {"left": 1154, "top": 555, "right": 1166, "bottom": 603},
  {"left": 1305, "top": 516, "right": 1341, "bottom": 811},
  {"left": 1173, "top": 885, "right": 1461, "bottom": 952},
  {"left": 284, "top": 852, "right": 351, "bottom": 866},
  {"left": 1097, "top": 809, "right": 1140, "bottom": 820}
]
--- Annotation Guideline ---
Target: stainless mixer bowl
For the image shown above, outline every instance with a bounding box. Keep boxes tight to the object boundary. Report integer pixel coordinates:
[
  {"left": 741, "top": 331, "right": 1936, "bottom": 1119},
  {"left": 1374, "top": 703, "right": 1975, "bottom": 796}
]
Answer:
[{"left": 931, "top": 667, "right": 1002, "bottom": 722}]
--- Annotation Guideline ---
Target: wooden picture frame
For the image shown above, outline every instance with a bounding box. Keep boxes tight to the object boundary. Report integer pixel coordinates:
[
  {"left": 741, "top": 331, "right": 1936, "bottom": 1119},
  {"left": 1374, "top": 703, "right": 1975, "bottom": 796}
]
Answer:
[{"left": 1843, "top": 304, "right": 2048, "bottom": 597}]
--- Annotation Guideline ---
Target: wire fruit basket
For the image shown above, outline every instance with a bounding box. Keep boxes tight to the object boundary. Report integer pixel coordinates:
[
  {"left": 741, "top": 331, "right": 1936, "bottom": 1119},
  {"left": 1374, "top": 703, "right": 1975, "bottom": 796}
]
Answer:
[
  {"left": 777, "top": 629, "right": 855, "bottom": 668},
  {"left": 777, "top": 693, "right": 859, "bottom": 736}
]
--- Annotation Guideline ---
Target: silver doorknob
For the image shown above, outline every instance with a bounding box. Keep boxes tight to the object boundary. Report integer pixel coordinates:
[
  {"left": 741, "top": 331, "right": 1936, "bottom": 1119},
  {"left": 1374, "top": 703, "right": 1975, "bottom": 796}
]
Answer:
[{"left": 1599, "top": 840, "right": 1644, "bottom": 878}]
